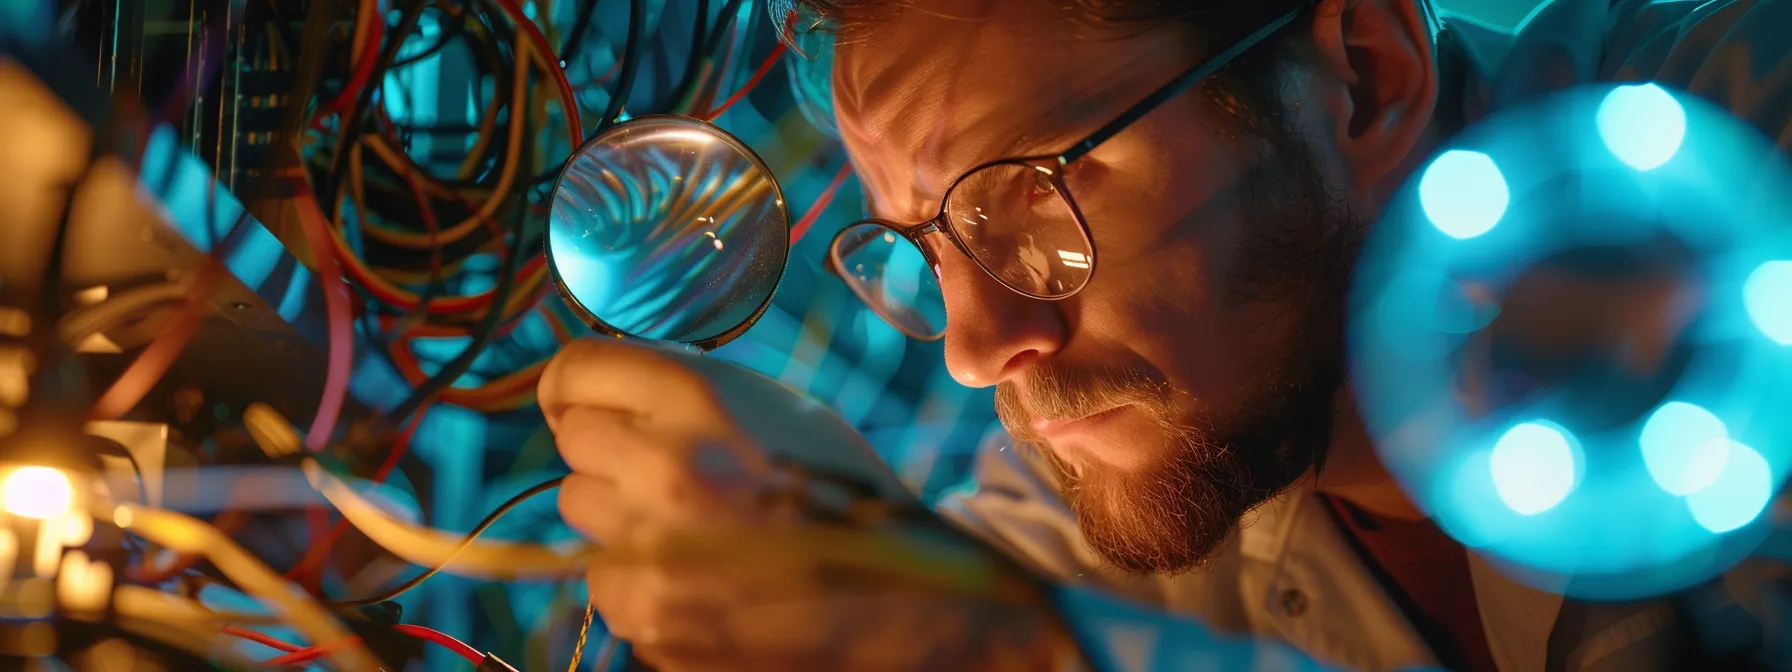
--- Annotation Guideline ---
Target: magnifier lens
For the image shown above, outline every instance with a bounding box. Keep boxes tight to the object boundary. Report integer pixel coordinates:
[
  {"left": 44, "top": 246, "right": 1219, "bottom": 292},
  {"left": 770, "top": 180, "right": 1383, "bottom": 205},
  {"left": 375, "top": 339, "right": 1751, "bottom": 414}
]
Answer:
[{"left": 546, "top": 116, "right": 789, "bottom": 348}]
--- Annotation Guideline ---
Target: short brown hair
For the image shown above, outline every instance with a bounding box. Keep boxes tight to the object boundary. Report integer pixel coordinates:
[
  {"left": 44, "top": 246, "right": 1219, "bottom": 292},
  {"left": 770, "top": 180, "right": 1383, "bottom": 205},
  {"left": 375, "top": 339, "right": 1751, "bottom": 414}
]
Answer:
[
  {"left": 775, "top": 0, "right": 1318, "bottom": 142},
  {"left": 775, "top": 0, "right": 1436, "bottom": 142}
]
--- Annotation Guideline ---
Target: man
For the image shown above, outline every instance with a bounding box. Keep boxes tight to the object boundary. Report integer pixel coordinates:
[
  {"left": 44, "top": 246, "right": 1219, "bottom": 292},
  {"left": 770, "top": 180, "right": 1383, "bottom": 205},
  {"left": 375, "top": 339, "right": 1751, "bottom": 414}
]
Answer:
[{"left": 541, "top": 0, "right": 1792, "bottom": 670}]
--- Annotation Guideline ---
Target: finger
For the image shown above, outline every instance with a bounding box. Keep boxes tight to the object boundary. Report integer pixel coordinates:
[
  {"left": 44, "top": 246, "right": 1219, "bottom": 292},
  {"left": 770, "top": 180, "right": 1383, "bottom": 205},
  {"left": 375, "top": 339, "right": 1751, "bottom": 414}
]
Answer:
[
  {"left": 722, "top": 590, "right": 1042, "bottom": 672},
  {"left": 587, "top": 560, "right": 740, "bottom": 652},
  {"left": 540, "top": 338, "right": 737, "bottom": 436},
  {"left": 633, "top": 645, "right": 773, "bottom": 672},
  {"left": 554, "top": 406, "right": 651, "bottom": 478},
  {"left": 557, "top": 407, "right": 777, "bottom": 516},
  {"left": 587, "top": 564, "right": 651, "bottom": 644},
  {"left": 558, "top": 473, "right": 631, "bottom": 544}
]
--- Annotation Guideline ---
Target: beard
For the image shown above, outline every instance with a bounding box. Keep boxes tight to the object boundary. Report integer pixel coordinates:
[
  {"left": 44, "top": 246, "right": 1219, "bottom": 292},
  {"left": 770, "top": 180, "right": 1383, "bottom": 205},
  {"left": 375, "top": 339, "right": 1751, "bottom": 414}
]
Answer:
[{"left": 994, "top": 120, "right": 1364, "bottom": 575}]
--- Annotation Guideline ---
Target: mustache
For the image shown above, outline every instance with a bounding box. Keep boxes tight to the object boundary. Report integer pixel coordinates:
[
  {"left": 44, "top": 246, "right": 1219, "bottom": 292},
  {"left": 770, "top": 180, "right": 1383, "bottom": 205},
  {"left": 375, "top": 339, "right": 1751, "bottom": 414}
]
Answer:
[{"left": 994, "top": 363, "right": 1173, "bottom": 433}]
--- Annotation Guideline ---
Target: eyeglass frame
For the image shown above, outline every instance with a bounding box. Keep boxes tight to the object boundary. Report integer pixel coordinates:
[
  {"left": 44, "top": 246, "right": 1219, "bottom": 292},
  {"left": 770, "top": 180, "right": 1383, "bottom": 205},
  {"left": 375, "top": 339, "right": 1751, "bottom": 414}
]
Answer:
[{"left": 823, "top": 3, "right": 1312, "bottom": 340}]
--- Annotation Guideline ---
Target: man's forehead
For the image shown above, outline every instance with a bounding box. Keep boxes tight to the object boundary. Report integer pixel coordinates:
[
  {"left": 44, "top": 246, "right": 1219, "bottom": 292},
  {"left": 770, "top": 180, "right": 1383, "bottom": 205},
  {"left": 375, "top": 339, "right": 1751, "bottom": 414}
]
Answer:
[{"left": 831, "top": 0, "right": 1190, "bottom": 220}]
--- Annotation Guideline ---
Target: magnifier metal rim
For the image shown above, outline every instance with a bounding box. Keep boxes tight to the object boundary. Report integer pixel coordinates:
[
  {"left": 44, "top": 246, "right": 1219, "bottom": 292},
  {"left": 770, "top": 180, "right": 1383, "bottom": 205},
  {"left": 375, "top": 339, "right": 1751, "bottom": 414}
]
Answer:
[{"left": 544, "top": 114, "right": 792, "bottom": 352}]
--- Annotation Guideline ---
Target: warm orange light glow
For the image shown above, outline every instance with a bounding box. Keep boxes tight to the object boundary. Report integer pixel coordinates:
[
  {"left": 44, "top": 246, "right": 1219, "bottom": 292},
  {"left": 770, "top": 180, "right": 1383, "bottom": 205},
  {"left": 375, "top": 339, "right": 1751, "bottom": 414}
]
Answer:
[{"left": 2, "top": 467, "right": 72, "bottom": 520}]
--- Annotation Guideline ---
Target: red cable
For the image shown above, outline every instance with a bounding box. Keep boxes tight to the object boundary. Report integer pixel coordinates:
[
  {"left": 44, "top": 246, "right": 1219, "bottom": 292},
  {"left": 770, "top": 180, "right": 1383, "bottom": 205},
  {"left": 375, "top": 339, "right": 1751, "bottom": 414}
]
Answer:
[
  {"left": 373, "top": 399, "right": 432, "bottom": 483},
  {"left": 286, "top": 182, "right": 356, "bottom": 591},
  {"left": 284, "top": 399, "right": 432, "bottom": 581},
  {"left": 488, "top": 0, "right": 583, "bottom": 145},
  {"left": 260, "top": 635, "right": 363, "bottom": 666},
  {"left": 291, "top": 187, "right": 355, "bottom": 454},
  {"left": 220, "top": 626, "right": 303, "bottom": 653},
  {"left": 790, "top": 163, "right": 854, "bottom": 245},
  {"left": 394, "top": 624, "right": 483, "bottom": 664},
  {"left": 397, "top": 154, "right": 444, "bottom": 283},
  {"left": 704, "top": 43, "right": 788, "bottom": 121},
  {"left": 264, "top": 646, "right": 329, "bottom": 666},
  {"left": 313, "top": 0, "right": 387, "bottom": 128},
  {"left": 86, "top": 260, "right": 228, "bottom": 421},
  {"left": 257, "top": 626, "right": 481, "bottom": 666}
]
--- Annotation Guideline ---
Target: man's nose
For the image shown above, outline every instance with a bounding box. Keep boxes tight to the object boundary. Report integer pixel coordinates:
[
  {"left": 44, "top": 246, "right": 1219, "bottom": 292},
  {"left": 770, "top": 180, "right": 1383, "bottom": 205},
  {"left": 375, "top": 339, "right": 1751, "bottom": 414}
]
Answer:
[{"left": 936, "top": 237, "right": 1066, "bottom": 388}]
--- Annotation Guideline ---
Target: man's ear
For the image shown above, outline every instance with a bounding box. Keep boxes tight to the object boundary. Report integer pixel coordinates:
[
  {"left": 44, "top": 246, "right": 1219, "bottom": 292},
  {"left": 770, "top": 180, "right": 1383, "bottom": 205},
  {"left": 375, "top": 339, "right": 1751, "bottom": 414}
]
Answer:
[{"left": 1303, "top": 0, "right": 1439, "bottom": 196}]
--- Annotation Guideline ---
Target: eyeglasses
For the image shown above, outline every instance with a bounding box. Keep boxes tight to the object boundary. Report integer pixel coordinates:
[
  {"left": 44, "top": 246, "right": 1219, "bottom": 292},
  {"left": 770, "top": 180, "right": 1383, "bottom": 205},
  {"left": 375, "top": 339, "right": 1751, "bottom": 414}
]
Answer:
[{"left": 825, "top": 5, "right": 1310, "bottom": 341}]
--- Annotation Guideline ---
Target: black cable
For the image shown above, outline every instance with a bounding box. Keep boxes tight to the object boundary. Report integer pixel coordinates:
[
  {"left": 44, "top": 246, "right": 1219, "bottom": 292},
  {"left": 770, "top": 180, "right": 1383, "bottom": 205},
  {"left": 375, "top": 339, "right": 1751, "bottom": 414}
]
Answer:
[
  {"left": 384, "top": 196, "right": 530, "bottom": 423},
  {"left": 698, "top": 0, "right": 750, "bottom": 66},
  {"left": 26, "top": 157, "right": 98, "bottom": 400},
  {"left": 599, "top": 0, "right": 648, "bottom": 132},
  {"left": 356, "top": 312, "right": 411, "bottom": 385},
  {"left": 320, "top": 1, "right": 426, "bottom": 212},
  {"left": 392, "top": 4, "right": 465, "bottom": 69},
  {"left": 39, "top": 164, "right": 90, "bottom": 321},
  {"left": 391, "top": 122, "right": 482, "bottom": 134},
  {"left": 659, "top": 0, "right": 711, "bottom": 112},
  {"left": 528, "top": 0, "right": 646, "bottom": 186},
  {"left": 370, "top": 6, "right": 512, "bottom": 192},
  {"left": 262, "top": 0, "right": 305, "bottom": 75},
  {"left": 350, "top": 6, "right": 510, "bottom": 235},
  {"left": 326, "top": 475, "right": 565, "bottom": 607},
  {"left": 312, "top": 0, "right": 510, "bottom": 311},
  {"left": 558, "top": 0, "right": 603, "bottom": 65}
]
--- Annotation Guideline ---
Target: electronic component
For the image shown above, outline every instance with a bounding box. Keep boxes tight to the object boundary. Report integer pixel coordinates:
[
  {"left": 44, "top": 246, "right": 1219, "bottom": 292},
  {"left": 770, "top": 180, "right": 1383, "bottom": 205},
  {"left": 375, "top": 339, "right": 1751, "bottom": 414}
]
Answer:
[{"left": 66, "top": 0, "right": 350, "bottom": 193}]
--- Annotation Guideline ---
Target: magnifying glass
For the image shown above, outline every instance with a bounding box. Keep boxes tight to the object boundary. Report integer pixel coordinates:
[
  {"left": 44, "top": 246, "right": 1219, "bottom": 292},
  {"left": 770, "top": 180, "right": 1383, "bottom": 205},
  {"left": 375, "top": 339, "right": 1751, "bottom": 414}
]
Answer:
[
  {"left": 545, "top": 114, "right": 919, "bottom": 499},
  {"left": 543, "top": 114, "right": 1107, "bottom": 669},
  {"left": 546, "top": 114, "right": 789, "bottom": 352}
]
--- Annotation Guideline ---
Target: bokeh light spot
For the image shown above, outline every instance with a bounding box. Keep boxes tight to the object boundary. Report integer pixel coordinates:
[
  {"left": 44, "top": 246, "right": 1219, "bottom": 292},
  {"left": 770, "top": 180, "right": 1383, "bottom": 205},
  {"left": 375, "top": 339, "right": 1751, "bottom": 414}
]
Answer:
[
  {"left": 1490, "top": 422, "right": 1578, "bottom": 515},
  {"left": 1686, "top": 441, "right": 1772, "bottom": 533},
  {"left": 1744, "top": 260, "right": 1792, "bottom": 344},
  {"left": 1639, "top": 401, "right": 1731, "bottom": 495},
  {"left": 1419, "top": 150, "right": 1509, "bottom": 239},
  {"left": 1598, "top": 83, "right": 1686, "bottom": 171},
  {"left": 1, "top": 466, "right": 73, "bottom": 520}
]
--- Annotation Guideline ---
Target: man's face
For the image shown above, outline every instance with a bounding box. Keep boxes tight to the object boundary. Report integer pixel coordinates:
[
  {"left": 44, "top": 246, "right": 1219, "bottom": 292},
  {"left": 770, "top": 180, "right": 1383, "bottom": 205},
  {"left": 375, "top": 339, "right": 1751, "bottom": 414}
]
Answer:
[{"left": 834, "top": 1, "right": 1374, "bottom": 573}]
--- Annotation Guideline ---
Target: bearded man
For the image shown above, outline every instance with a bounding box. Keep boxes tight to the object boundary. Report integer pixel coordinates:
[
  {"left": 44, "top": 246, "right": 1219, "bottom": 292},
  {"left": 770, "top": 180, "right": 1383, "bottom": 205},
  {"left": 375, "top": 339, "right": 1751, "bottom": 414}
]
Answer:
[{"left": 541, "top": 0, "right": 1792, "bottom": 669}]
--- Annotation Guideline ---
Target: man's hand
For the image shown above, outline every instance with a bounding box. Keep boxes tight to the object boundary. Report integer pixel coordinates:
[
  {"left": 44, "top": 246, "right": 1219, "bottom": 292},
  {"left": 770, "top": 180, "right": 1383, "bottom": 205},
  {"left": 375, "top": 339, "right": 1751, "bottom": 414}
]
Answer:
[{"left": 540, "top": 338, "right": 1074, "bottom": 671}]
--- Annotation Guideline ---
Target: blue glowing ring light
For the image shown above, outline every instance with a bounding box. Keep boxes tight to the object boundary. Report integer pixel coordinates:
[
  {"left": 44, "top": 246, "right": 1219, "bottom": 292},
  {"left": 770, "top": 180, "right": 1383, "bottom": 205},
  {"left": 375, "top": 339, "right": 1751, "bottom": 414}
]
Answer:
[{"left": 1349, "top": 83, "right": 1792, "bottom": 600}]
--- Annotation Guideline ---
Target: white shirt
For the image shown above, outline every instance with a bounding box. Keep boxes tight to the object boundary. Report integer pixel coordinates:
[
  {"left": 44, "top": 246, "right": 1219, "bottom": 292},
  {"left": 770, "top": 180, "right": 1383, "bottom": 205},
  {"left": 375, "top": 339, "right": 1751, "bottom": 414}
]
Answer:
[{"left": 938, "top": 2, "right": 1792, "bottom": 669}]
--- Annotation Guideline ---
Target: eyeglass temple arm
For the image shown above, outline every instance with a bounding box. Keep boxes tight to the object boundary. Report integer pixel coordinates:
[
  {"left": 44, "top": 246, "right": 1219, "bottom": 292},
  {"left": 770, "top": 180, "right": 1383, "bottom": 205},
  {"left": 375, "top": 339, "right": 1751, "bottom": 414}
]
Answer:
[{"left": 1055, "top": 5, "right": 1311, "bottom": 166}]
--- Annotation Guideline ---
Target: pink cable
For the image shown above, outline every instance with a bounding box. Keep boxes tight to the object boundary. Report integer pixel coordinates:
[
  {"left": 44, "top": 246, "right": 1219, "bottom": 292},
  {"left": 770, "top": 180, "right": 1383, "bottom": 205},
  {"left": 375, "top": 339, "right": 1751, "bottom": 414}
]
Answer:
[{"left": 292, "top": 187, "right": 355, "bottom": 452}]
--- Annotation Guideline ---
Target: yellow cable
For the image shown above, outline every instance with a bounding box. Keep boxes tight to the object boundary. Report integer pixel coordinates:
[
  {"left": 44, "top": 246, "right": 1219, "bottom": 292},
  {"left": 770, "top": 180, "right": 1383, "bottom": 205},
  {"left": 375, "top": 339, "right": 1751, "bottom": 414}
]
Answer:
[
  {"left": 110, "top": 585, "right": 264, "bottom": 669},
  {"left": 117, "top": 505, "right": 382, "bottom": 671},
  {"left": 304, "top": 452, "right": 1042, "bottom": 608},
  {"left": 354, "top": 24, "right": 538, "bottom": 249},
  {"left": 456, "top": 23, "right": 505, "bottom": 182},
  {"left": 301, "top": 460, "right": 597, "bottom": 578}
]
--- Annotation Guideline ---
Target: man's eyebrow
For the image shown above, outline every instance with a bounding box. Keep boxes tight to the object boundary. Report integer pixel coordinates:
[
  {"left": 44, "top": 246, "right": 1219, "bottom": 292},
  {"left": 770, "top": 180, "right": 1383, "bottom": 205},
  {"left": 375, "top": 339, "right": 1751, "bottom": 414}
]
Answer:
[
  {"left": 987, "top": 60, "right": 1159, "bottom": 164},
  {"left": 998, "top": 124, "right": 1074, "bottom": 160}
]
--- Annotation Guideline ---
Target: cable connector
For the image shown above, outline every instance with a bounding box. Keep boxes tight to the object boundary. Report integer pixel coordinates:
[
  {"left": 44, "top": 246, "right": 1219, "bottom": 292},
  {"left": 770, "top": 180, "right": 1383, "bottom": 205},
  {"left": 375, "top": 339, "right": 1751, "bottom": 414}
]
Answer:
[{"left": 476, "top": 653, "right": 520, "bottom": 672}]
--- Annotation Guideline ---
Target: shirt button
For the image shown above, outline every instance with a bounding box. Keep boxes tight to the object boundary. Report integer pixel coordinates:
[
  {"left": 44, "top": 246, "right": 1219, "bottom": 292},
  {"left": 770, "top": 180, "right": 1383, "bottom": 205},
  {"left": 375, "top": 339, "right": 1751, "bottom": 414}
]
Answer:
[{"left": 1280, "top": 588, "right": 1308, "bottom": 617}]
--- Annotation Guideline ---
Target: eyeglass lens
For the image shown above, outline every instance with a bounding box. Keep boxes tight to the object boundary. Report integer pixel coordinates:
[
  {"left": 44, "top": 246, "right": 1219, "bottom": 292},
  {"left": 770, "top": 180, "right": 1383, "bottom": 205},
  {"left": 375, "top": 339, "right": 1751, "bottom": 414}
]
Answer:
[
  {"left": 946, "top": 162, "right": 1091, "bottom": 298},
  {"left": 832, "top": 222, "right": 949, "bottom": 339},
  {"left": 831, "top": 162, "right": 1091, "bottom": 338}
]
